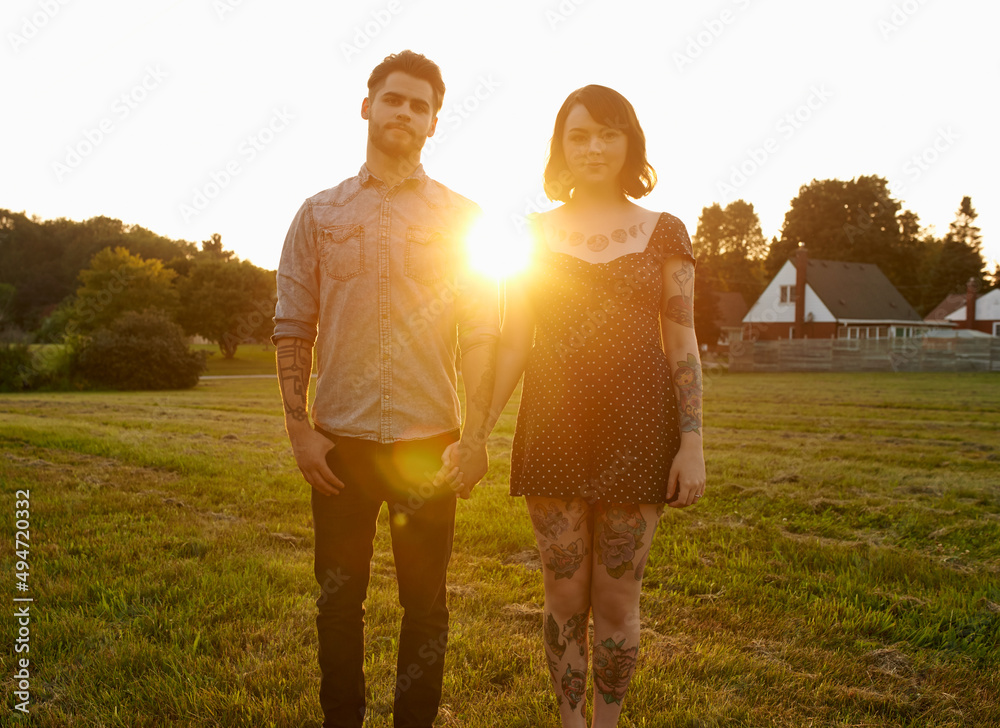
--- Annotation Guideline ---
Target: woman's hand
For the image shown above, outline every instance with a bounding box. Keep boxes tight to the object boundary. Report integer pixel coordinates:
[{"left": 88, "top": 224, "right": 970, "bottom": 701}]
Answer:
[{"left": 666, "top": 441, "right": 706, "bottom": 508}]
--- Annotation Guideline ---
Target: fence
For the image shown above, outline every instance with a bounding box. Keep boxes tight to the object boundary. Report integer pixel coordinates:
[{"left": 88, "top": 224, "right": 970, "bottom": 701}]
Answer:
[{"left": 730, "top": 336, "right": 1000, "bottom": 373}]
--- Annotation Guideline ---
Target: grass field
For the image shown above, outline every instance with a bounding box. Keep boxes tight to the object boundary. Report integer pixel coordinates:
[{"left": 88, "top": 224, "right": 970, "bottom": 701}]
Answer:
[
  {"left": 195, "top": 343, "right": 280, "bottom": 377},
  {"left": 1, "top": 368, "right": 998, "bottom": 727}
]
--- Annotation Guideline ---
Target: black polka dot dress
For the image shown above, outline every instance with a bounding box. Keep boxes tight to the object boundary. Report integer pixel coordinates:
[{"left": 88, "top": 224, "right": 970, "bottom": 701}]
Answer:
[{"left": 509, "top": 212, "right": 696, "bottom": 505}]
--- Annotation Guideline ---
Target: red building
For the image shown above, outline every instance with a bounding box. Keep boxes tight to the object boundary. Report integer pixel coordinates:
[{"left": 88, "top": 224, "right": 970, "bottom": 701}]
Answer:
[{"left": 938, "top": 284, "right": 1000, "bottom": 336}]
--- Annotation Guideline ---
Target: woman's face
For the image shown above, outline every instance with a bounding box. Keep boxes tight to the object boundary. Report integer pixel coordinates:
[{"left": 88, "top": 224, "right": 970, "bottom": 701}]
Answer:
[{"left": 561, "top": 103, "right": 628, "bottom": 192}]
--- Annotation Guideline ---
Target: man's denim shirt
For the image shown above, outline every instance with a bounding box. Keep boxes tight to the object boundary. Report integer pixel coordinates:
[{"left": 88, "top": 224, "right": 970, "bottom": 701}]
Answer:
[{"left": 272, "top": 164, "right": 499, "bottom": 444}]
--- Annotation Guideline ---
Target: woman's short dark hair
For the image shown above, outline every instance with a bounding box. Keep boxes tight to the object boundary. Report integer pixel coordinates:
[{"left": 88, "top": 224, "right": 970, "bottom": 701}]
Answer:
[
  {"left": 367, "top": 50, "right": 446, "bottom": 113},
  {"left": 543, "top": 85, "right": 657, "bottom": 202}
]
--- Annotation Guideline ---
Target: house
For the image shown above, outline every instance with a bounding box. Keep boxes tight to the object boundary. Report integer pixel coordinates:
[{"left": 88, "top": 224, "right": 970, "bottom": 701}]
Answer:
[
  {"left": 712, "top": 290, "right": 748, "bottom": 351},
  {"left": 942, "top": 284, "right": 1000, "bottom": 336},
  {"left": 741, "top": 247, "right": 932, "bottom": 341},
  {"left": 924, "top": 293, "right": 966, "bottom": 323}
]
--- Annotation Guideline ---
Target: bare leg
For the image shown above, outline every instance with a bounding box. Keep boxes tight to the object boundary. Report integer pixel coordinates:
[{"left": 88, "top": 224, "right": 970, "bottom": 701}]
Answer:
[
  {"left": 527, "top": 495, "right": 593, "bottom": 728},
  {"left": 589, "top": 503, "right": 662, "bottom": 727}
]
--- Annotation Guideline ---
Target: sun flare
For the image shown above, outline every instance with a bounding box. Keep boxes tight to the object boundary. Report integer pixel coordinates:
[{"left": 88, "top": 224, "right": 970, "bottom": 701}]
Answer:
[{"left": 466, "top": 211, "right": 534, "bottom": 280}]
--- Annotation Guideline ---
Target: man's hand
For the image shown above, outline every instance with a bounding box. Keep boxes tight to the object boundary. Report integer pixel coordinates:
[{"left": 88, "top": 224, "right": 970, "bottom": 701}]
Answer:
[
  {"left": 290, "top": 429, "right": 345, "bottom": 496},
  {"left": 428, "top": 442, "right": 462, "bottom": 494}
]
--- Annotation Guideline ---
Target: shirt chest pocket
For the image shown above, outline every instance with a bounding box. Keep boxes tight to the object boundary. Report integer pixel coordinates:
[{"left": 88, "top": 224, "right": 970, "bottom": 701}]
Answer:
[
  {"left": 406, "top": 226, "right": 453, "bottom": 285},
  {"left": 319, "top": 224, "right": 364, "bottom": 281}
]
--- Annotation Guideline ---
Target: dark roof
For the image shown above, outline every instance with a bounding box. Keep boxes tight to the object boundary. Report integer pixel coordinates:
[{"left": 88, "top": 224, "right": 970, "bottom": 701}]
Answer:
[
  {"left": 712, "top": 291, "right": 748, "bottom": 328},
  {"left": 924, "top": 293, "right": 966, "bottom": 321},
  {"left": 803, "top": 259, "right": 922, "bottom": 321}
]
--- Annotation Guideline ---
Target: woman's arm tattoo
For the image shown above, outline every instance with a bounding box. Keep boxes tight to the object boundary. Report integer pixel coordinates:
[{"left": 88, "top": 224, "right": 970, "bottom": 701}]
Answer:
[
  {"left": 665, "top": 261, "right": 695, "bottom": 328},
  {"left": 674, "top": 353, "right": 702, "bottom": 434}
]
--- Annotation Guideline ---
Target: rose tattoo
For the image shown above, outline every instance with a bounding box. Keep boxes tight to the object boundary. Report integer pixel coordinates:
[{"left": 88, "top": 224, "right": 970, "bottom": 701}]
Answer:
[
  {"left": 561, "top": 664, "right": 586, "bottom": 711},
  {"left": 593, "top": 637, "right": 638, "bottom": 705},
  {"left": 597, "top": 505, "right": 647, "bottom": 579},
  {"left": 547, "top": 539, "right": 586, "bottom": 580},
  {"left": 531, "top": 502, "right": 569, "bottom": 541}
]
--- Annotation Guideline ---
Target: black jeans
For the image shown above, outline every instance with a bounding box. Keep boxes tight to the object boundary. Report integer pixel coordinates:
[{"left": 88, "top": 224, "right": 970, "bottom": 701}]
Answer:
[{"left": 311, "top": 428, "right": 459, "bottom": 728}]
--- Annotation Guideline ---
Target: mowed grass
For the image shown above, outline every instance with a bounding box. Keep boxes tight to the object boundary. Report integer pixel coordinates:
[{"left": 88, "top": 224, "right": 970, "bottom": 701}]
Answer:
[
  {"left": 194, "top": 343, "right": 279, "bottom": 377},
  {"left": 1, "top": 372, "right": 998, "bottom": 727}
]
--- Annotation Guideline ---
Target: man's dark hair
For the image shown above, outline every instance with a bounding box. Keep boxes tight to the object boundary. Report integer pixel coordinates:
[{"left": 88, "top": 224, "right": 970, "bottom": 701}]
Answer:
[
  {"left": 543, "top": 85, "right": 657, "bottom": 202},
  {"left": 367, "top": 50, "right": 446, "bottom": 113}
]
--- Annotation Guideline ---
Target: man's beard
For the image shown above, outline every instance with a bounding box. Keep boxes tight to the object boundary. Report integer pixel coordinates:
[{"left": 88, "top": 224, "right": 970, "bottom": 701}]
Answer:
[{"left": 368, "top": 121, "right": 425, "bottom": 162}]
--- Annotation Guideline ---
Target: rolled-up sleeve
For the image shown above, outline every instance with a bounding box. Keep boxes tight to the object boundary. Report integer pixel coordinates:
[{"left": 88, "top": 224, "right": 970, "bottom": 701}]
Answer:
[{"left": 272, "top": 200, "right": 320, "bottom": 345}]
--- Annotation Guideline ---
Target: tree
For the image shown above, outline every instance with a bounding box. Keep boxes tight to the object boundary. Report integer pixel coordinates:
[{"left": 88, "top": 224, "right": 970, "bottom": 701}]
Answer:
[
  {"left": 988, "top": 262, "right": 1000, "bottom": 291},
  {"left": 199, "top": 233, "right": 234, "bottom": 261},
  {"left": 166, "top": 233, "right": 234, "bottom": 277},
  {"left": 0, "top": 283, "right": 15, "bottom": 328},
  {"left": 72, "top": 247, "right": 179, "bottom": 333},
  {"left": 693, "top": 268, "right": 721, "bottom": 350},
  {"left": 915, "top": 197, "right": 986, "bottom": 311},
  {"left": 693, "top": 200, "right": 768, "bottom": 305},
  {"left": 943, "top": 197, "right": 985, "bottom": 285},
  {"left": 768, "top": 176, "right": 926, "bottom": 305},
  {"left": 177, "top": 258, "right": 276, "bottom": 358}
]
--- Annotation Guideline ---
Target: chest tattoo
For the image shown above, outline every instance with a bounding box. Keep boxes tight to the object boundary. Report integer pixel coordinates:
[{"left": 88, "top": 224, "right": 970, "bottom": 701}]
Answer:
[{"left": 555, "top": 222, "right": 646, "bottom": 252}]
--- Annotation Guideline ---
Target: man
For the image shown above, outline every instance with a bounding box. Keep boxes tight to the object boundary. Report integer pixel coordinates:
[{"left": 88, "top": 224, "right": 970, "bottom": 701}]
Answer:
[{"left": 272, "top": 50, "right": 498, "bottom": 728}]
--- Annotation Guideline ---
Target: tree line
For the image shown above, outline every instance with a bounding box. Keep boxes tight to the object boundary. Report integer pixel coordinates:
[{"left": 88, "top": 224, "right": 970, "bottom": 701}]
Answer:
[{"left": 0, "top": 211, "right": 275, "bottom": 359}]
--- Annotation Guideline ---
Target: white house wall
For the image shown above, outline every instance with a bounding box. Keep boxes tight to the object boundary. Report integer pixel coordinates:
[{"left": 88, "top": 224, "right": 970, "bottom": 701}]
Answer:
[
  {"left": 945, "top": 289, "right": 1000, "bottom": 321},
  {"left": 742, "top": 260, "right": 835, "bottom": 324}
]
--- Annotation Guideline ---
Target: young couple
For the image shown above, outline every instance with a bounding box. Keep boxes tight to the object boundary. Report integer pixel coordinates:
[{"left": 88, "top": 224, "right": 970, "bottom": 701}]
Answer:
[{"left": 273, "top": 49, "right": 706, "bottom": 728}]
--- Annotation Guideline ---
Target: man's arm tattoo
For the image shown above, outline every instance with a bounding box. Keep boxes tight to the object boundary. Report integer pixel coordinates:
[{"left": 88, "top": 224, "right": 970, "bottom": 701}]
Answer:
[
  {"left": 463, "top": 341, "right": 498, "bottom": 448},
  {"left": 276, "top": 339, "right": 313, "bottom": 422}
]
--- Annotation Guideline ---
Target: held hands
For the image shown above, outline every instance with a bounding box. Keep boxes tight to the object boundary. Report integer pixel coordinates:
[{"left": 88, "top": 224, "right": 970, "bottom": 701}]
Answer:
[
  {"left": 290, "top": 429, "right": 345, "bottom": 496},
  {"left": 666, "top": 441, "right": 707, "bottom": 508},
  {"left": 438, "top": 439, "right": 489, "bottom": 499}
]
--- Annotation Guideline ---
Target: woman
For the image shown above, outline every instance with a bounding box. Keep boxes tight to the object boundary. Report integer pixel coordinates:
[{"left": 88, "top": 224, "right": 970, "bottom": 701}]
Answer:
[{"left": 486, "top": 85, "right": 707, "bottom": 726}]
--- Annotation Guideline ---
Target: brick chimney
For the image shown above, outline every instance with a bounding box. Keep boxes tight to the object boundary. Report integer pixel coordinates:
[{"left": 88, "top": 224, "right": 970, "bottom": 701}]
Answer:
[
  {"left": 965, "top": 277, "right": 977, "bottom": 330},
  {"left": 794, "top": 246, "right": 808, "bottom": 338}
]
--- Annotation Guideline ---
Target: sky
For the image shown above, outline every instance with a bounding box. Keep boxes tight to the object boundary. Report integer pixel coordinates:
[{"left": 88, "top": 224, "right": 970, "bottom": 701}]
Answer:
[{"left": 3, "top": 0, "right": 998, "bottom": 276}]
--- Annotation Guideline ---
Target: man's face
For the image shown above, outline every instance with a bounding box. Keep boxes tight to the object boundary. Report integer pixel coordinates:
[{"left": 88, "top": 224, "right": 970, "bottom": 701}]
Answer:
[{"left": 362, "top": 71, "right": 438, "bottom": 162}]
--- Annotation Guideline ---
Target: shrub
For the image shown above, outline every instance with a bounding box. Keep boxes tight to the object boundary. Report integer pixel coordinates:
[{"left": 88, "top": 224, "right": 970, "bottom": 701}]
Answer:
[
  {"left": 0, "top": 343, "right": 36, "bottom": 392},
  {"left": 72, "top": 309, "right": 207, "bottom": 390}
]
